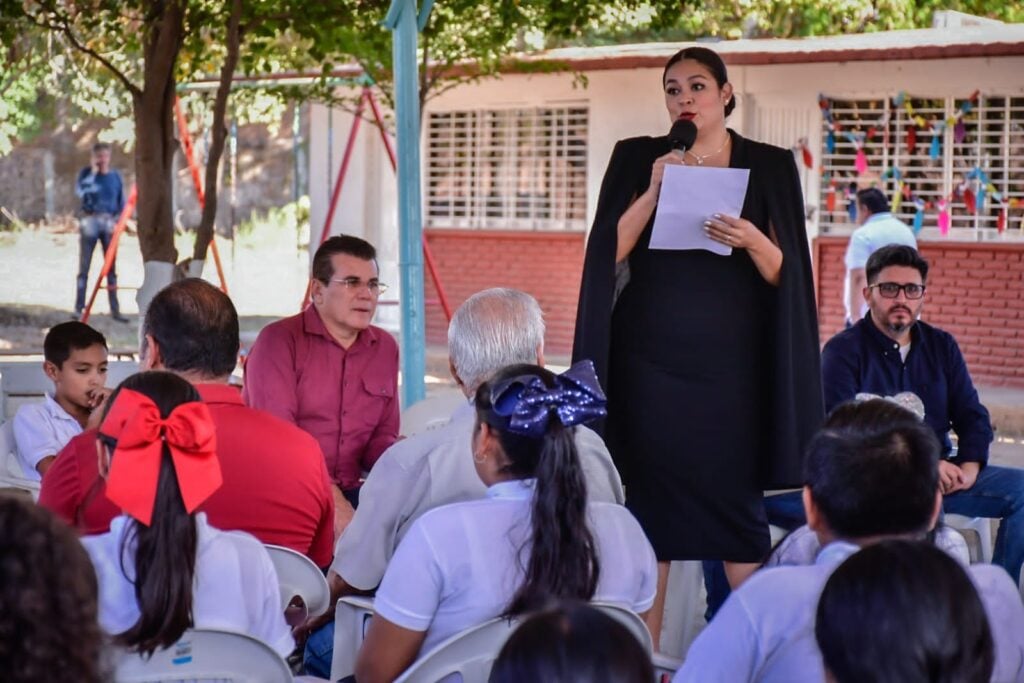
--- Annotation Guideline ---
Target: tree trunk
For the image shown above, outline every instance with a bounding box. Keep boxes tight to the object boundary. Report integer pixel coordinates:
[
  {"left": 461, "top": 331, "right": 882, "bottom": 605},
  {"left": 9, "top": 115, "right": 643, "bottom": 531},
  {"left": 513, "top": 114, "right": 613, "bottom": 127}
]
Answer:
[
  {"left": 134, "top": 0, "right": 186, "bottom": 317},
  {"left": 193, "top": 0, "right": 242, "bottom": 262}
]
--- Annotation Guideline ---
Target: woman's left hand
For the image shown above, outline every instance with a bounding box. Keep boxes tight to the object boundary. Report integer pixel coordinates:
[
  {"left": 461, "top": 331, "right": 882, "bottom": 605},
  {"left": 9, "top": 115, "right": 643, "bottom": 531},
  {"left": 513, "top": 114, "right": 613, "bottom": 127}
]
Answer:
[{"left": 703, "top": 214, "right": 764, "bottom": 250}]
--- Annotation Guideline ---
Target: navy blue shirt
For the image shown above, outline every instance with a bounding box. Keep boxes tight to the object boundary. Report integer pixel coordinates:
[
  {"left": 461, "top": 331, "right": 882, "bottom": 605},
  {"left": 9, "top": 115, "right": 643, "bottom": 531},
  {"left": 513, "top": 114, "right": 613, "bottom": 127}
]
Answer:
[
  {"left": 821, "top": 316, "right": 993, "bottom": 464},
  {"left": 76, "top": 167, "right": 125, "bottom": 216}
]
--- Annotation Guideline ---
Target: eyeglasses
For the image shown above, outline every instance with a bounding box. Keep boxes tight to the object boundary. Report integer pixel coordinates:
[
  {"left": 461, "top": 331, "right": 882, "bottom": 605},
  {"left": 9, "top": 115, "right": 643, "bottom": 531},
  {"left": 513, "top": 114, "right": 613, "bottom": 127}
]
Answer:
[
  {"left": 328, "top": 277, "right": 388, "bottom": 295},
  {"left": 869, "top": 282, "right": 926, "bottom": 300}
]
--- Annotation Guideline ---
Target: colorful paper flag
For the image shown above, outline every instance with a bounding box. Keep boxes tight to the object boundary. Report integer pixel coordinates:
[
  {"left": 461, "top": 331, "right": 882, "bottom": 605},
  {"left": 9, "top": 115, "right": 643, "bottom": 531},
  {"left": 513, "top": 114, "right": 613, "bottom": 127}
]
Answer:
[
  {"left": 937, "top": 199, "right": 951, "bottom": 236},
  {"left": 855, "top": 148, "right": 868, "bottom": 175}
]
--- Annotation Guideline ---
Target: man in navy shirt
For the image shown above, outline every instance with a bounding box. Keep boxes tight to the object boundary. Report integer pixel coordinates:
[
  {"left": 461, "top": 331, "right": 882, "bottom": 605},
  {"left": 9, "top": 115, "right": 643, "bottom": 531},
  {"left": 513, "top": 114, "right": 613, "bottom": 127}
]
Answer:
[
  {"left": 75, "top": 142, "right": 126, "bottom": 322},
  {"left": 822, "top": 244, "right": 1024, "bottom": 582}
]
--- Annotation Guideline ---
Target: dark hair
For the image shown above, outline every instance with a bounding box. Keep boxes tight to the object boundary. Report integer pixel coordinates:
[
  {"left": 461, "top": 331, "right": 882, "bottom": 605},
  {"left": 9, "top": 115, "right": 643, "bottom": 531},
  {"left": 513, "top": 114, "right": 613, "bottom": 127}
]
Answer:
[
  {"left": 0, "top": 494, "right": 107, "bottom": 682},
  {"left": 99, "top": 371, "right": 203, "bottom": 656},
  {"left": 91, "top": 142, "right": 112, "bottom": 154},
  {"left": 856, "top": 187, "right": 890, "bottom": 215},
  {"left": 489, "top": 602, "right": 653, "bottom": 683},
  {"left": 143, "top": 278, "right": 239, "bottom": 378},
  {"left": 865, "top": 244, "right": 929, "bottom": 285},
  {"left": 805, "top": 399, "right": 941, "bottom": 539},
  {"left": 311, "top": 235, "right": 377, "bottom": 283},
  {"left": 662, "top": 46, "right": 736, "bottom": 117},
  {"left": 474, "top": 364, "right": 600, "bottom": 616},
  {"left": 44, "top": 321, "right": 107, "bottom": 368},
  {"left": 816, "top": 540, "right": 993, "bottom": 683}
]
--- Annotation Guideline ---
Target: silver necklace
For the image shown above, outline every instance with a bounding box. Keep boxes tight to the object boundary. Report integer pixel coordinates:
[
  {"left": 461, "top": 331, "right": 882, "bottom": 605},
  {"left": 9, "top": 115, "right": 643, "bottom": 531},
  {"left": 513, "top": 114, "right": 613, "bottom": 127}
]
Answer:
[{"left": 686, "top": 135, "right": 730, "bottom": 165}]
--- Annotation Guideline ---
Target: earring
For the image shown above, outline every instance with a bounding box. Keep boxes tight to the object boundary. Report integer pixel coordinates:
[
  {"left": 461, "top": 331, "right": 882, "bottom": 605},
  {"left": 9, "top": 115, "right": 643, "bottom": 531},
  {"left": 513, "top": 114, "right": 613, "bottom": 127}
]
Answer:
[{"left": 473, "top": 450, "right": 487, "bottom": 464}]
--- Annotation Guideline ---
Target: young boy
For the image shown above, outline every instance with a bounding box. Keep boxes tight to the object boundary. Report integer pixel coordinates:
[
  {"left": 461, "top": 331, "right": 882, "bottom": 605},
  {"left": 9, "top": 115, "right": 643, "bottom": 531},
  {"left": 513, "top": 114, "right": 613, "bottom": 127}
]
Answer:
[{"left": 12, "top": 322, "right": 109, "bottom": 480}]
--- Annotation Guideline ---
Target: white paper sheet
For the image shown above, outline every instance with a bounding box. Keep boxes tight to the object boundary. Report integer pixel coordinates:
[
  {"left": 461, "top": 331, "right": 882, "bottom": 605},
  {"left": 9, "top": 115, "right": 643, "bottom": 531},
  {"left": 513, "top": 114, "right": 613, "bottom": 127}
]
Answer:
[{"left": 649, "top": 165, "right": 751, "bottom": 256}]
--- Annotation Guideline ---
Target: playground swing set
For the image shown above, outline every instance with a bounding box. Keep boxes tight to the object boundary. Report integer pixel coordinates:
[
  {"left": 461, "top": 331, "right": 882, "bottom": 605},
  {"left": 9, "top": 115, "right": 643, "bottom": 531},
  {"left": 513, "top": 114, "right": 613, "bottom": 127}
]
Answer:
[{"left": 81, "top": 86, "right": 452, "bottom": 327}]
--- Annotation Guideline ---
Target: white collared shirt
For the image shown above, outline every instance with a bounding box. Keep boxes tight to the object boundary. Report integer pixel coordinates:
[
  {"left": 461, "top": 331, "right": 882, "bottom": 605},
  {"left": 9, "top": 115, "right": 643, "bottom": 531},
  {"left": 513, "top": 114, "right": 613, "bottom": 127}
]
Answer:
[
  {"left": 82, "top": 513, "right": 294, "bottom": 657},
  {"left": 373, "top": 478, "right": 657, "bottom": 654},
  {"left": 676, "top": 541, "right": 1024, "bottom": 683},
  {"left": 12, "top": 394, "right": 83, "bottom": 480}
]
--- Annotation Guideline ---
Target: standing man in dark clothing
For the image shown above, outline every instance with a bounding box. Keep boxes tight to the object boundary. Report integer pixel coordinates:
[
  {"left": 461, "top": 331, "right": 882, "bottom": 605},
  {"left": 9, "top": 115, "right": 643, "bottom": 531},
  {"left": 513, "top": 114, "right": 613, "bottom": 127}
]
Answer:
[{"left": 75, "top": 142, "right": 126, "bottom": 322}]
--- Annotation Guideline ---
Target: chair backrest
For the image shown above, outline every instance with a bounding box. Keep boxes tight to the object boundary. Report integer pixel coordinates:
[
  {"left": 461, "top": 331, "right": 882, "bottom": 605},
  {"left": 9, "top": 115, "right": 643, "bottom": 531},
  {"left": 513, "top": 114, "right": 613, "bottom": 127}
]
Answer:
[
  {"left": 113, "top": 627, "right": 292, "bottom": 682},
  {"left": 0, "top": 419, "right": 40, "bottom": 499},
  {"left": 592, "top": 602, "right": 654, "bottom": 654},
  {"left": 393, "top": 617, "right": 519, "bottom": 683},
  {"left": 330, "top": 595, "right": 376, "bottom": 681},
  {"left": 264, "top": 544, "right": 331, "bottom": 618}
]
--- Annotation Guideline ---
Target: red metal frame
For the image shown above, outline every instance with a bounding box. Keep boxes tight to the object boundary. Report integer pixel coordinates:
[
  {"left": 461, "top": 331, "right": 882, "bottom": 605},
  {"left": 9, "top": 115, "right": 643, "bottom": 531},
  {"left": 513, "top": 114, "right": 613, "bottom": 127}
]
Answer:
[
  {"left": 301, "top": 87, "right": 453, "bottom": 322},
  {"left": 174, "top": 97, "right": 229, "bottom": 294},
  {"left": 81, "top": 185, "right": 138, "bottom": 324}
]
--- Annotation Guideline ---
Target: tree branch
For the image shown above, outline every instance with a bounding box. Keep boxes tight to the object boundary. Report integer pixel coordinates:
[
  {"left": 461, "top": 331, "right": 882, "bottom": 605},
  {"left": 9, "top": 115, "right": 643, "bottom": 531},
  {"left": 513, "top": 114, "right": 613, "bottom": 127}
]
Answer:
[{"left": 24, "top": 10, "right": 143, "bottom": 96}]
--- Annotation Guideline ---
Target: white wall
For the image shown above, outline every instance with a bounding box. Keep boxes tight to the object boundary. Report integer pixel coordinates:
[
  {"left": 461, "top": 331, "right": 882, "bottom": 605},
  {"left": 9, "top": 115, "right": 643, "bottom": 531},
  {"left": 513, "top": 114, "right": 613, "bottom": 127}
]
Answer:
[
  {"left": 308, "top": 99, "right": 400, "bottom": 329},
  {"left": 310, "top": 54, "right": 1024, "bottom": 267}
]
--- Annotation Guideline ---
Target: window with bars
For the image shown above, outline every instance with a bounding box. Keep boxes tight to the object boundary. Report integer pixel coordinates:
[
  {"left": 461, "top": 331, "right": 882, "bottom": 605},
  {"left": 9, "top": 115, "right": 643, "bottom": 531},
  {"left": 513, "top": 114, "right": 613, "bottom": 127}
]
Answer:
[
  {"left": 425, "top": 105, "right": 588, "bottom": 231},
  {"left": 819, "top": 94, "right": 1024, "bottom": 238}
]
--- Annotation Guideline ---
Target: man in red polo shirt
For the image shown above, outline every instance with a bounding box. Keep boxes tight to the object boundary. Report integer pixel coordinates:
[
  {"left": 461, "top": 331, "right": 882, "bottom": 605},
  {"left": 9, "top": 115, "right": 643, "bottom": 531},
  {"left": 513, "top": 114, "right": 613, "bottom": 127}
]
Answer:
[
  {"left": 40, "top": 279, "right": 336, "bottom": 568},
  {"left": 242, "top": 235, "right": 399, "bottom": 518}
]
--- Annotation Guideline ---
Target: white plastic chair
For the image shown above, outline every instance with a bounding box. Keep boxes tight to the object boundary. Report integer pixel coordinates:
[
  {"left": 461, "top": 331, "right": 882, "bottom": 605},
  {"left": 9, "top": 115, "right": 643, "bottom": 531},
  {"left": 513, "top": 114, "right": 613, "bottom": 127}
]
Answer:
[
  {"left": 945, "top": 514, "right": 994, "bottom": 564},
  {"left": 592, "top": 602, "right": 653, "bottom": 653},
  {"left": 0, "top": 420, "right": 39, "bottom": 499},
  {"left": 264, "top": 544, "right": 331, "bottom": 618},
  {"left": 113, "top": 627, "right": 293, "bottom": 682},
  {"left": 393, "top": 617, "right": 519, "bottom": 683},
  {"left": 329, "top": 596, "right": 376, "bottom": 682}
]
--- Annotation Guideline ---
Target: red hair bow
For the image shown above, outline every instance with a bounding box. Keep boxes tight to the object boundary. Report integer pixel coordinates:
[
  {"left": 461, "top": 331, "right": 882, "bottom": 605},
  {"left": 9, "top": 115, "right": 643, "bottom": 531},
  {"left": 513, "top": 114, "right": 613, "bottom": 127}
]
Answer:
[{"left": 99, "top": 389, "right": 221, "bottom": 526}]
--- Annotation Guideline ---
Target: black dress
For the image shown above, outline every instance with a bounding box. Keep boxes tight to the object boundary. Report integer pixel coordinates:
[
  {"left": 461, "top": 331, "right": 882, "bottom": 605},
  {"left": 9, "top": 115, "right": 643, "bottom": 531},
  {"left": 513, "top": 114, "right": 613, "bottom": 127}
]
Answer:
[{"left": 573, "top": 131, "right": 824, "bottom": 562}]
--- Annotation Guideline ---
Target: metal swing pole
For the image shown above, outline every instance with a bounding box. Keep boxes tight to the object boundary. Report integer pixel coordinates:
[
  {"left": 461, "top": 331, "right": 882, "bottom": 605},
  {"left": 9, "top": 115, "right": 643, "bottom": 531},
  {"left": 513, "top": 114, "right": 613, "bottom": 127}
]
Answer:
[{"left": 174, "top": 97, "right": 229, "bottom": 294}]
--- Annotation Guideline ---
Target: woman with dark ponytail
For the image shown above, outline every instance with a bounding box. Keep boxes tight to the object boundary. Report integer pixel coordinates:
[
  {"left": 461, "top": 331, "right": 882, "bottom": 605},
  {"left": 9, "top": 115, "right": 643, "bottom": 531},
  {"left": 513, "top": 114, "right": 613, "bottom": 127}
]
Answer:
[
  {"left": 356, "top": 362, "right": 656, "bottom": 683},
  {"left": 82, "top": 371, "right": 293, "bottom": 657}
]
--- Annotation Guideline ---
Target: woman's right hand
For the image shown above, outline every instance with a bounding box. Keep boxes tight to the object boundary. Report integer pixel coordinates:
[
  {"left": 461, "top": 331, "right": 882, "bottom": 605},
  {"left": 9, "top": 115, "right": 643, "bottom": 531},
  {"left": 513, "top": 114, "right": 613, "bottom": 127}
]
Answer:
[{"left": 645, "top": 150, "right": 686, "bottom": 202}]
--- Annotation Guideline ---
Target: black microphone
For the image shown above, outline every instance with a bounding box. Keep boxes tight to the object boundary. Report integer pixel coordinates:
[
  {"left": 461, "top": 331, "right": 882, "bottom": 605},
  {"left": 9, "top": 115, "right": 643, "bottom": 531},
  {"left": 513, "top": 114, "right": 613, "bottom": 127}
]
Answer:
[{"left": 668, "top": 119, "right": 697, "bottom": 154}]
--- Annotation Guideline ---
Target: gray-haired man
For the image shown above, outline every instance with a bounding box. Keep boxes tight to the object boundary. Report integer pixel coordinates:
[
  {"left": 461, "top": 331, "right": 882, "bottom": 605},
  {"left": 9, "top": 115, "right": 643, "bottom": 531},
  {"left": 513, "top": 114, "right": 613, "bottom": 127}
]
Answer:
[{"left": 300, "top": 288, "right": 624, "bottom": 674}]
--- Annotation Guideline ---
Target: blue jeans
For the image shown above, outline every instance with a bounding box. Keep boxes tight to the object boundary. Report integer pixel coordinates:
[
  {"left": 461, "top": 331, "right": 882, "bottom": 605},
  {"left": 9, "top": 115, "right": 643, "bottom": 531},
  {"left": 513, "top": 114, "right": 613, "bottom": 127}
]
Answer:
[
  {"left": 75, "top": 214, "right": 119, "bottom": 314},
  {"left": 303, "top": 620, "right": 335, "bottom": 679},
  {"left": 944, "top": 464, "right": 1024, "bottom": 583}
]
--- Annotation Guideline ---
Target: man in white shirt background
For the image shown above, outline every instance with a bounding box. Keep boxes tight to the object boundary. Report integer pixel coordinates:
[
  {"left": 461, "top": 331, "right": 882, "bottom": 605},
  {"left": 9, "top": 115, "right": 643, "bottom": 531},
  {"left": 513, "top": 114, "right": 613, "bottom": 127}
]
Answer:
[{"left": 844, "top": 187, "right": 917, "bottom": 326}]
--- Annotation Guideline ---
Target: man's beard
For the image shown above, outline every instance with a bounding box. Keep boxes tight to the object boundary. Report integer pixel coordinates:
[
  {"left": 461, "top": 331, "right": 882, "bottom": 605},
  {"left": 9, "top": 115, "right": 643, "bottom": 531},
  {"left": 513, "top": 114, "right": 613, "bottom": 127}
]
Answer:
[{"left": 885, "top": 307, "right": 916, "bottom": 335}]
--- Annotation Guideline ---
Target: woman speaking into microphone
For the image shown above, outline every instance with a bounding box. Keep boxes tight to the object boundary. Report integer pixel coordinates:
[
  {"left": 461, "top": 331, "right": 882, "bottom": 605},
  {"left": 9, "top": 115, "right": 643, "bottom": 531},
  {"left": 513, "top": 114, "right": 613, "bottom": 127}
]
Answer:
[{"left": 573, "top": 46, "right": 823, "bottom": 638}]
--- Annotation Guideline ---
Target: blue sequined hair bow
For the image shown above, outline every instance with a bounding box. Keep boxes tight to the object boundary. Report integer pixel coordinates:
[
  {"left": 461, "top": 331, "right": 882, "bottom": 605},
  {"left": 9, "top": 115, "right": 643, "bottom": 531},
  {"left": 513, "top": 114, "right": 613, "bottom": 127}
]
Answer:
[{"left": 488, "top": 360, "right": 607, "bottom": 438}]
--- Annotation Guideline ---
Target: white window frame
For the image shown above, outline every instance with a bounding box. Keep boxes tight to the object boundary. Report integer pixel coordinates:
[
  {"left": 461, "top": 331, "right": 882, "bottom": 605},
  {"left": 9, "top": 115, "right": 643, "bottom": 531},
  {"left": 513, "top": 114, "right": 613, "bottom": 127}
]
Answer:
[
  {"left": 424, "top": 104, "right": 588, "bottom": 232},
  {"left": 819, "top": 94, "right": 1024, "bottom": 240}
]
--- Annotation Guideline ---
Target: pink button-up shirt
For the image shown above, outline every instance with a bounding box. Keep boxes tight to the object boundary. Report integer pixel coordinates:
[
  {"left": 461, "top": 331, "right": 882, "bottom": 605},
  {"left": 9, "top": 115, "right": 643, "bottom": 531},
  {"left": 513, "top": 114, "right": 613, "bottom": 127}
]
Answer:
[{"left": 242, "top": 306, "right": 400, "bottom": 490}]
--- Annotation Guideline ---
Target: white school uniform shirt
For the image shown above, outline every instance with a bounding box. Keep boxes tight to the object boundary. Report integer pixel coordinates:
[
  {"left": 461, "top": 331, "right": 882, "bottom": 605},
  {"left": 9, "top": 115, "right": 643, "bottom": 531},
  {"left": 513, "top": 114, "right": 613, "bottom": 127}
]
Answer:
[
  {"left": 12, "top": 394, "right": 83, "bottom": 480},
  {"left": 82, "top": 513, "right": 294, "bottom": 657},
  {"left": 332, "top": 402, "right": 625, "bottom": 591},
  {"left": 676, "top": 541, "right": 1024, "bottom": 683},
  {"left": 373, "top": 478, "right": 657, "bottom": 655}
]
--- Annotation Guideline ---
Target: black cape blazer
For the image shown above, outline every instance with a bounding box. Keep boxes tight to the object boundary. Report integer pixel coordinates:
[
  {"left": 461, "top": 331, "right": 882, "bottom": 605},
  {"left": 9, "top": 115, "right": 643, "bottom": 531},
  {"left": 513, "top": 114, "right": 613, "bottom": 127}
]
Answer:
[{"left": 572, "top": 131, "right": 825, "bottom": 488}]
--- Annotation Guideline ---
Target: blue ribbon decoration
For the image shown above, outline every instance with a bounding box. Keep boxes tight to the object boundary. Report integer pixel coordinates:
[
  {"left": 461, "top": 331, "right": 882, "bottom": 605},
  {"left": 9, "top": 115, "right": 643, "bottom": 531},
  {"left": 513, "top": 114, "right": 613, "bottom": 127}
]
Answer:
[{"left": 489, "top": 360, "right": 608, "bottom": 438}]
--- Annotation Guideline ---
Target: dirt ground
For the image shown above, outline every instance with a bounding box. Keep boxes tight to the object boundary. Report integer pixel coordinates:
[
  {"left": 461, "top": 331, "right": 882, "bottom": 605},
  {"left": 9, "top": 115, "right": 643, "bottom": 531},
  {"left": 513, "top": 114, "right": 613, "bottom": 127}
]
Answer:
[{"left": 0, "top": 222, "right": 309, "bottom": 353}]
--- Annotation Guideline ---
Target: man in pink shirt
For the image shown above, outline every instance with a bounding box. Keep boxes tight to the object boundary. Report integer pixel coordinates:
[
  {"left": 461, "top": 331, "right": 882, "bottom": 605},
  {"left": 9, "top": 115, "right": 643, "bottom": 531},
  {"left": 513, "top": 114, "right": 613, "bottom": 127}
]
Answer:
[{"left": 243, "top": 235, "right": 399, "bottom": 525}]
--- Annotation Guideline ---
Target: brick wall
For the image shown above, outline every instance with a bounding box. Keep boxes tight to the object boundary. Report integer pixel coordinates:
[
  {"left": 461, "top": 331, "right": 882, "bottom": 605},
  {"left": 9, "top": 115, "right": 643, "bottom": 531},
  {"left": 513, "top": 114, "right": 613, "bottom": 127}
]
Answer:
[
  {"left": 814, "top": 236, "right": 1024, "bottom": 388},
  {"left": 422, "top": 229, "right": 586, "bottom": 356}
]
